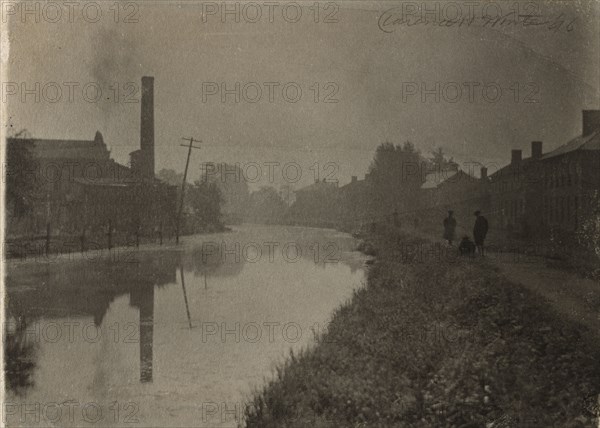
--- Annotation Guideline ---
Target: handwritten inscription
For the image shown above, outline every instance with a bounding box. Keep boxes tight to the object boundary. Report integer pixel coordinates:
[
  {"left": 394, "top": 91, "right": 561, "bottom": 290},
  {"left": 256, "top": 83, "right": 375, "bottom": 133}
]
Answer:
[{"left": 379, "top": 8, "right": 577, "bottom": 33}]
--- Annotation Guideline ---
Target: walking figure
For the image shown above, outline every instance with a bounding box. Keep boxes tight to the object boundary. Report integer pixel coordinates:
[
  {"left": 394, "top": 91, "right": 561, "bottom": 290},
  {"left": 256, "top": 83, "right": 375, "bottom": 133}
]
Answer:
[
  {"left": 473, "top": 210, "right": 489, "bottom": 256},
  {"left": 443, "top": 210, "right": 456, "bottom": 245}
]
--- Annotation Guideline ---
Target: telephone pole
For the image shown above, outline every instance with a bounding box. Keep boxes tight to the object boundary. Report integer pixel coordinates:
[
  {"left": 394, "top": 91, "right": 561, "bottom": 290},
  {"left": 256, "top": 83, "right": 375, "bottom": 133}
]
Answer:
[{"left": 175, "top": 137, "right": 202, "bottom": 244}]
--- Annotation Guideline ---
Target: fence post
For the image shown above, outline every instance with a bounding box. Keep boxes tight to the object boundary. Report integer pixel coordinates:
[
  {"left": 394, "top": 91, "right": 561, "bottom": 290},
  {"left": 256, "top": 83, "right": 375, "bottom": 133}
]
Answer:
[
  {"left": 45, "top": 222, "right": 51, "bottom": 256},
  {"left": 136, "top": 224, "right": 140, "bottom": 249},
  {"left": 80, "top": 229, "right": 86, "bottom": 254},
  {"left": 159, "top": 221, "right": 163, "bottom": 246},
  {"left": 107, "top": 220, "right": 112, "bottom": 250}
]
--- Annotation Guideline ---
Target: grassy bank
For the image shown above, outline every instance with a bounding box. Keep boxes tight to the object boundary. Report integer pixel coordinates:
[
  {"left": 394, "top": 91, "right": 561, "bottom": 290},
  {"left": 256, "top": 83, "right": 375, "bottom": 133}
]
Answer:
[{"left": 244, "top": 225, "right": 600, "bottom": 427}]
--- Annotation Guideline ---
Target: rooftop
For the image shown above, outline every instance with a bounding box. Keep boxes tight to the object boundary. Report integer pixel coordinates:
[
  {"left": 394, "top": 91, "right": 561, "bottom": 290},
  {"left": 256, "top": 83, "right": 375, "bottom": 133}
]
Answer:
[
  {"left": 421, "top": 169, "right": 481, "bottom": 189},
  {"left": 7, "top": 131, "right": 110, "bottom": 161},
  {"left": 542, "top": 129, "right": 600, "bottom": 160}
]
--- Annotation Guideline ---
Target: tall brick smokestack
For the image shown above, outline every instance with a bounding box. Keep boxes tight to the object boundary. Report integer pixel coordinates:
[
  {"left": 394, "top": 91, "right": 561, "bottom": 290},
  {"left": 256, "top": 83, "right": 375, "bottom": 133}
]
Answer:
[{"left": 141, "top": 76, "right": 155, "bottom": 178}]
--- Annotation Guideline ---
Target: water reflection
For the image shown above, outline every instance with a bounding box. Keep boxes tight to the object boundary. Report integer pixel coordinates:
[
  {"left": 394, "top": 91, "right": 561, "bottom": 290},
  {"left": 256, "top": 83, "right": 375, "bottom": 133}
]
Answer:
[
  {"left": 130, "top": 286, "right": 155, "bottom": 383},
  {"left": 4, "top": 225, "right": 366, "bottom": 427},
  {"left": 5, "top": 249, "right": 183, "bottom": 393},
  {"left": 180, "top": 266, "right": 193, "bottom": 329},
  {"left": 4, "top": 317, "right": 37, "bottom": 395}
]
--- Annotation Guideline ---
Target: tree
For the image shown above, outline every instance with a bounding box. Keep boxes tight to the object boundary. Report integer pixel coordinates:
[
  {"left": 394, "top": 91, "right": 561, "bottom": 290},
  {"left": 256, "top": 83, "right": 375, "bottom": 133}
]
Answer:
[
  {"left": 428, "top": 147, "right": 457, "bottom": 172},
  {"left": 247, "top": 186, "right": 287, "bottom": 224},
  {"left": 6, "top": 129, "right": 38, "bottom": 219},
  {"left": 279, "top": 183, "right": 295, "bottom": 207},
  {"left": 367, "top": 141, "right": 426, "bottom": 214},
  {"left": 202, "top": 163, "right": 250, "bottom": 224},
  {"left": 186, "top": 180, "right": 223, "bottom": 229},
  {"left": 156, "top": 168, "right": 184, "bottom": 186}
]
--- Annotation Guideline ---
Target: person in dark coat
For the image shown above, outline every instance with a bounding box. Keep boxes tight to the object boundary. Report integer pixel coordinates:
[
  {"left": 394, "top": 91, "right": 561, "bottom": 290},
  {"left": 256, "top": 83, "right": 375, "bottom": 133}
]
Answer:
[
  {"left": 443, "top": 210, "right": 457, "bottom": 245},
  {"left": 473, "top": 210, "right": 489, "bottom": 256}
]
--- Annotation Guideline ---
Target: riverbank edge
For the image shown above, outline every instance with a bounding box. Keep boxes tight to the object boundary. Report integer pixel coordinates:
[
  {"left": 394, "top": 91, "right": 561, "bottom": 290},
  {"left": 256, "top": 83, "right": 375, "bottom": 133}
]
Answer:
[
  {"left": 3, "top": 226, "right": 233, "bottom": 267},
  {"left": 3, "top": 223, "right": 231, "bottom": 261},
  {"left": 243, "top": 224, "right": 600, "bottom": 427}
]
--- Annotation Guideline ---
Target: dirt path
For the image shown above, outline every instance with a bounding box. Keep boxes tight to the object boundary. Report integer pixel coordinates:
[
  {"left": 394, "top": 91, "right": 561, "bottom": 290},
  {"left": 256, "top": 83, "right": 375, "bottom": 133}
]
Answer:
[
  {"left": 492, "top": 252, "right": 600, "bottom": 342},
  {"left": 493, "top": 255, "right": 600, "bottom": 427},
  {"left": 403, "top": 228, "right": 600, "bottom": 341}
]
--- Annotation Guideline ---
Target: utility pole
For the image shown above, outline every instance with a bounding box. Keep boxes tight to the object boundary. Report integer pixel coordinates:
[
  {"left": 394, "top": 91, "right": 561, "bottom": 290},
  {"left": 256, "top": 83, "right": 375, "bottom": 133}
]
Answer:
[
  {"left": 175, "top": 137, "right": 202, "bottom": 244},
  {"left": 45, "top": 191, "right": 51, "bottom": 256},
  {"left": 180, "top": 266, "right": 193, "bottom": 329}
]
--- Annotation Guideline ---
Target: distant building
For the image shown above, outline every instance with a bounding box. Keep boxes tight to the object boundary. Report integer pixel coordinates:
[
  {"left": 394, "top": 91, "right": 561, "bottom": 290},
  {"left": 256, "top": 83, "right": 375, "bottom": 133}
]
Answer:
[
  {"left": 422, "top": 167, "right": 489, "bottom": 212},
  {"left": 337, "top": 175, "right": 371, "bottom": 229},
  {"left": 417, "top": 166, "right": 489, "bottom": 235}
]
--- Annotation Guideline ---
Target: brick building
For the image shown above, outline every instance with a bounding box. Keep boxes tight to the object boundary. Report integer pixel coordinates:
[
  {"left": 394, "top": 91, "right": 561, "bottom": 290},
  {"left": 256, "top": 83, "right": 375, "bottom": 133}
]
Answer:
[
  {"left": 488, "top": 110, "right": 600, "bottom": 237},
  {"left": 539, "top": 110, "right": 600, "bottom": 232},
  {"left": 6, "top": 77, "right": 177, "bottom": 241}
]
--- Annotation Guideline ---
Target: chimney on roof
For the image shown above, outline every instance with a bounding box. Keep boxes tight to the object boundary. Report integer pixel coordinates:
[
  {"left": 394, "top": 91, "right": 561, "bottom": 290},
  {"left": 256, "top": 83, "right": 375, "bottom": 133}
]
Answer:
[
  {"left": 480, "top": 167, "right": 487, "bottom": 179},
  {"left": 511, "top": 149, "right": 522, "bottom": 165},
  {"left": 531, "top": 141, "right": 543, "bottom": 159},
  {"left": 582, "top": 110, "right": 600, "bottom": 136},
  {"left": 140, "top": 76, "right": 155, "bottom": 178},
  {"left": 94, "top": 131, "right": 104, "bottom": 144},
  {"left": 351, "top": 176, "right": 357, "bottom": 183}
]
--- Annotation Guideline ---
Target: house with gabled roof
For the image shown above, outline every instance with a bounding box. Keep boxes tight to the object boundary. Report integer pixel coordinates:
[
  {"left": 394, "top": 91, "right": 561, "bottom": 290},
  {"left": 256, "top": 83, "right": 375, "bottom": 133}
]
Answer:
[
  {"left": 420, "top": 166, "right": 490, "bottom": 235},
  {"left": 488, "top": 110, "right": 600, "bottom": 237}
]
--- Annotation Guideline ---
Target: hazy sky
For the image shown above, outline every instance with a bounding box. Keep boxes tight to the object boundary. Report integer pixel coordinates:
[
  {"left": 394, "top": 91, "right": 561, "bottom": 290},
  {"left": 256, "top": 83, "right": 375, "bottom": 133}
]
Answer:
[{"left": 3, "top": 0, "right": 599, "bottom": 188}]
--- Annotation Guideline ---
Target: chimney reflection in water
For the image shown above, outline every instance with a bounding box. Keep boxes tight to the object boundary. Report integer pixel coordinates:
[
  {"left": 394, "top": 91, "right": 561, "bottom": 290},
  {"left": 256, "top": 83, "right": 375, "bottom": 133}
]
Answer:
[{"left": 130, "top": 286, "right": 154, "bottom": 383}]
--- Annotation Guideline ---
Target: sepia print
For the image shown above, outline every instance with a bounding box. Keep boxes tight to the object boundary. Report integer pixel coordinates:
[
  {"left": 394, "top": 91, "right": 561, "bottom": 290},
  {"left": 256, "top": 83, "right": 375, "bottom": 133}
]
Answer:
[{"left": 1, "top": 0, "right": 600, "bottom": 427}]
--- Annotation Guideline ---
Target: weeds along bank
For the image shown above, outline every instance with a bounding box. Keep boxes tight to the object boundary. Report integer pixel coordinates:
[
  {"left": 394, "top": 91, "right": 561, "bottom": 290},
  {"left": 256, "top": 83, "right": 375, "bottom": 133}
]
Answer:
[{"left": 244, "top": 225, "right": 600, "bottom": 427}]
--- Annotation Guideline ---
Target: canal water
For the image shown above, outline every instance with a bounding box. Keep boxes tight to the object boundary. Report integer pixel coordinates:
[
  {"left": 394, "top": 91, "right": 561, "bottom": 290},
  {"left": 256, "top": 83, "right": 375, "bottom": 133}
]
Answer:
[{"left": 4, "top": 225, "right": 367, "bottom": 427}]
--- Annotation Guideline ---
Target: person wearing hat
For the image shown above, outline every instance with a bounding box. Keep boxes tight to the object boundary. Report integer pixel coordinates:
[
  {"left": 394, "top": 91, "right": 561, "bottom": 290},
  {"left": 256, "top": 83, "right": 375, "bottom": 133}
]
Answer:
[
  {"left": 443, "top": 210, "right": 457, "bottom": 245},
  {"left": 473, "top": 210, "right": 489, "bottom": 256}
]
